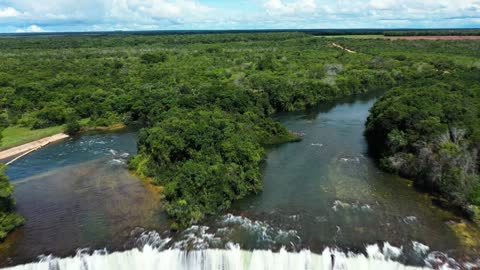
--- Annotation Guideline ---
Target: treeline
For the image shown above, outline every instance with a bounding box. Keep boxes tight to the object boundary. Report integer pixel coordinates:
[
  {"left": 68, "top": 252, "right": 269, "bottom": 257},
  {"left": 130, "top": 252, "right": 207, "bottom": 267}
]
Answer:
[
  {"left": 384, "top": 29, "right": 480, "bottom": 36},
  {"left": 1, "top": 32, "right": 480, "bottom": 228},
  {"left": 0, "top": 126, "right": 25, "bottom": 240},
  {"left": 0, "top": 32, "right": 307, "bottom": 50},
  {"left": 365, "top": 77, "right": 480, "bottom": 211},
  {"left": 130, "top": 108, "right": 298, "bottom": 228}
]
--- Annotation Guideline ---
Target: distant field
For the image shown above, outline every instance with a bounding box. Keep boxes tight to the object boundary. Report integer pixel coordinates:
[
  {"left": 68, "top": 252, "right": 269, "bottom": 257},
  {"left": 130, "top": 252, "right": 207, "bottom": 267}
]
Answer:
[
  {"left": 319, "top": 35, "right": 385, "bottom": 39},
  {"left": 318, "top": 35, "right": 480, "bottom": 41},
  {"left": 386, "top": 36, "right": 480, "bottom": 40},
  {"left": 0, "top": 126, "right": 64, "bottom": 151}
]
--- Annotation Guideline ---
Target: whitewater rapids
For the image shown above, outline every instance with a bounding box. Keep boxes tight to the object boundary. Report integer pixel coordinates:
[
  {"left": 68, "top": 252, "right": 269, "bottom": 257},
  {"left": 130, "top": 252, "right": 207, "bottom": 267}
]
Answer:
[{"left": 5, "top": 245, "right": 427, "bottom": 270}]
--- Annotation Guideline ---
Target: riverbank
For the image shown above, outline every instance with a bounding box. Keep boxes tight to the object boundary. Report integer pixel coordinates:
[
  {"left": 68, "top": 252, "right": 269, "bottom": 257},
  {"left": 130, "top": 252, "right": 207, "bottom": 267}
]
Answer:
[
  {"left": 81, "top": 123, "right": 127, "bottom": 133},
  {"left": 0, "top": 123, "right": 128, "bottom": 163},
  {"left": 0, "top": 126, "right": 65, "bottom": 152},
  {"left": 0, "top": 133, "right": 69, "bottom": 162}
]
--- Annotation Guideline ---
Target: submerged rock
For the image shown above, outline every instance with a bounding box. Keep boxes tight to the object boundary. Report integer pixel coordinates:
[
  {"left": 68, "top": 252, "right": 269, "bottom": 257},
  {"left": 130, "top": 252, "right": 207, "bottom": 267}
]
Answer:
[{"left": 447, "top": 220, "right": 480, "bottom": 248}]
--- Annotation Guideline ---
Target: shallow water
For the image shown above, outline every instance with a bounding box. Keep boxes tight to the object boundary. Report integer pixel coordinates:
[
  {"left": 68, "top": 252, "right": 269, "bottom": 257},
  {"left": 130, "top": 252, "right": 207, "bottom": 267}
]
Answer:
[
  {"left": 1, "top": 95, "right": 479, "bottom": 269},
  {"left": 219, "top": 95, "right": 480, "bottom": 267},
  {"left": 1, "top": 132, "right": 167, "bottom": 265},
  {"left": 6, "top": 132, "right": 138, "bottom": 181}
]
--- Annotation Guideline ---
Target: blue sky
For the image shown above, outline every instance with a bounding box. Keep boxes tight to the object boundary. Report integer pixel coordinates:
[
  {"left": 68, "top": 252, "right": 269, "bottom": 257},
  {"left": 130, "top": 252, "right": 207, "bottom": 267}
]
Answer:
[{"left": 0, "top": 0, "right": 479, "bottom": 33}]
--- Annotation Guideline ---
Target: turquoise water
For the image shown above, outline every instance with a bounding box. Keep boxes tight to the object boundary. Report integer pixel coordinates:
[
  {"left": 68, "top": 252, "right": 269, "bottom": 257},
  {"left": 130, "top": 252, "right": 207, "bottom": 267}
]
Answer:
[
  {"left": 229, "top": 95, "right": 477, "bottom": 263},
  {"left": 6, "top": 132, "right": 138, "bottom": 180},
  {"left": 1, "top": 95, "right": 478, "bottom": 268},
  {"left": 1, "top": 131, "right": 167, "bottom": 265}
]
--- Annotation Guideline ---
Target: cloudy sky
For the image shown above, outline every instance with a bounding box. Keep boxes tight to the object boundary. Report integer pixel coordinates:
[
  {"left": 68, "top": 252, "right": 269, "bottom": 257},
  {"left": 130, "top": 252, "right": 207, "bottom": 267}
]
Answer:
[{"left": 0, "top": 0, "right": 479, "bottom": 33}]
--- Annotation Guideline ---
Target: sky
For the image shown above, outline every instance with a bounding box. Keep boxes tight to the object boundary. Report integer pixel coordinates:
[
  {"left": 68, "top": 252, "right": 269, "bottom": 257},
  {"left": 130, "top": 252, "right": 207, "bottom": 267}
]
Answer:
[{"left": 0, "top": 0, "right": 479, "bottom": 33}]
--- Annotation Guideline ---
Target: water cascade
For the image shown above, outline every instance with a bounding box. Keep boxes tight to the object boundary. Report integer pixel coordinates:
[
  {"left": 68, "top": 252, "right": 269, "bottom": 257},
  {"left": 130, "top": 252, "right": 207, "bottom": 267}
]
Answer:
[{"left": 5, "top": 245, "right": 427, "bottom": 270}]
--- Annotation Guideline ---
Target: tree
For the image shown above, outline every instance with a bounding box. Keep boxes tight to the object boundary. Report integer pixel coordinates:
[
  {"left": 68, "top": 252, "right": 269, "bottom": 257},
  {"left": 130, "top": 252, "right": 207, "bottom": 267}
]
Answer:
[
  {"left": 140, "top": 52, "right": 168, "bottom": 64},
  {"left": 0, "top": 140, "right": 25, "bottom": 240},
  {"left": 365, "top": 84, "right": 480, "bottom": 209},
  {"left": 65, "top": 118, "right": 81, "bottom": 135}
]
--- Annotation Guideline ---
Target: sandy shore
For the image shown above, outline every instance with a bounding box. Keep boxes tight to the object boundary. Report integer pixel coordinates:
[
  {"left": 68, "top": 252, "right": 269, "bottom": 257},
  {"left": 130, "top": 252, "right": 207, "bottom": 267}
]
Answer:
[{"left": 0, "top": 133, "right": 69, "bottom": 161}]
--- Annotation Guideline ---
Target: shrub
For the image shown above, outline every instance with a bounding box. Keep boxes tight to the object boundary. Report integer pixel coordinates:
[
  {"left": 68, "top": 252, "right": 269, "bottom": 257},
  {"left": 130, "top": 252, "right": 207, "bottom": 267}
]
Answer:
[{"left": 65, "top": 119, "right": 81, "bottom": 135}]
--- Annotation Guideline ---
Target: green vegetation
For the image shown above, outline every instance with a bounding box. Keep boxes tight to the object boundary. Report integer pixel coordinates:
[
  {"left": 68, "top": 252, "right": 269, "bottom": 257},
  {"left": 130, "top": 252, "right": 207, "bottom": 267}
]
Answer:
[
  {"left": 0, "top": 125, "right": 64, "bottom": 150},
  {"left": 131, "top": 108, "right": 270, "bottom": 227},
  {"left": 384, "top": 29, "right": 480, "bottom": 36},
  {"left": 0, "top": 119, "right": 126, "bottom": 150},
  {"left": 0, "top": 125, "right": 25, "bottom": 240},
  {"left": 65, "top": 119, "right": 81, "bottom": 136},
  {"left": 365, "top": 74, "right": 480, "bottom": 211},
  {"left": 1, "top": 32, "right": 480, "bottom": 228}
]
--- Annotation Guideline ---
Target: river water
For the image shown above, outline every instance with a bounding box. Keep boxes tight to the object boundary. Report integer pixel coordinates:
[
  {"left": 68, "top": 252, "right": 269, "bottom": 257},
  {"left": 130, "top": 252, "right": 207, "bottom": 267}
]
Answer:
[{"left": 1, "top": 94, "right": 479, "bottom": 269}]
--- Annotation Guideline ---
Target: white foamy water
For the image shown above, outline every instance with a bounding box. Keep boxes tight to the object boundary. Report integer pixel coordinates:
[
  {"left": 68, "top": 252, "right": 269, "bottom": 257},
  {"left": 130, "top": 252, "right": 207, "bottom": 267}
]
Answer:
[
  {"left": 412, "top": 241, "right": 430, "bottom": 256},
  {"left": 4, "top": 245, "right": 428, "bottom": 270},
  {"left": 3, "top": 213, "right": 473, "bottom": 270}
]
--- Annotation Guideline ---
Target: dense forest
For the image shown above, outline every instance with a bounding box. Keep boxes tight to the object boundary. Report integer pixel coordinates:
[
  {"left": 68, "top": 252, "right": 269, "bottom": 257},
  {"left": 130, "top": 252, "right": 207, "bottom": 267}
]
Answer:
[
  {"left": 365, "top": 80, "right": 480, "bottom": 212},
  {"left": 1, "top": 32, "right": 480, "bottom": 229},
  {"left": 0, "top": 126, "right": 24, "bottom": 240}
]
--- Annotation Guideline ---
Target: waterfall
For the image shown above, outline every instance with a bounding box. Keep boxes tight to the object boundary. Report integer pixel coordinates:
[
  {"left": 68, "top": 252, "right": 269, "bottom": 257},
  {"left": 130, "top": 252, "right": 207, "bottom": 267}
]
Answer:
[{"left": 4, "top": 245, "right": 427, "bottom": 270}]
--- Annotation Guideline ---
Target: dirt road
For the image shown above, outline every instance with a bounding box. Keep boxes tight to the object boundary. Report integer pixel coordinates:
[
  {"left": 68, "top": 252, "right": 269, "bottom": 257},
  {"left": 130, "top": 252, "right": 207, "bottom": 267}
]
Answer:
[{"left": 331, "top": 42, "right": 357, "bottom": 53}]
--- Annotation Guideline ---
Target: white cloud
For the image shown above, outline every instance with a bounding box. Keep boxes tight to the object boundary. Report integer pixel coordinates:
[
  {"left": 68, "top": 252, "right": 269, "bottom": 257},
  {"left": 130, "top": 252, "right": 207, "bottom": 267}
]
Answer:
[
  {"left": 0, "top": 0, "right": 217, "bottom": 32},
  {"left": 265, "top": 0, "right": 316, "bottom": 15},
  {"left": 106, "top": 0, "right": 212, "bottom": 24},
  {"left": 348, "top": 0, "right": 480, "bottom": 19},
  {"left": 0, "top": 7, "right": 22, "bottom": 18},
  {"left": 0, "top": 0, "right": 479, "bottom": 32},
  {"left": 368, "top": 0, "right": 401, "bottom": 10},
  {"left": 260, "top": 0, "right": 480, "bottom": 28},
  {"left": 16, "top": 24, "right": 45, "bottom": 33}
]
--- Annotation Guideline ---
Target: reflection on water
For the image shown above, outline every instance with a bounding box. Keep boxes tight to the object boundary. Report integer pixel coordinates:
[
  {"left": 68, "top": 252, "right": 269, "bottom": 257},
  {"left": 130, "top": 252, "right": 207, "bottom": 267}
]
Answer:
[
  {"left": 1, "top": 95, "right": 479, "bottom": 269},
  {"left": 1, "top": 132, "right": 167, "bottom": 266},
  {"left": 6, "top": 132, "right": 138, "bottom": 181},
  {"left": 2, "top": 214, "right": 475, "bottom": 270},
  {"left": 229, "top": 94, "right": 479, "bottom": 263}
]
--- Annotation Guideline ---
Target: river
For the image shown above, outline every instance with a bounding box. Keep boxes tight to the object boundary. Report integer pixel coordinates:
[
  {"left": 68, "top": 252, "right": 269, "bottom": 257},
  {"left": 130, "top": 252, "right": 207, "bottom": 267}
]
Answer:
[{"left": 1, "top": 94, "right": 479, "bottom": 269}]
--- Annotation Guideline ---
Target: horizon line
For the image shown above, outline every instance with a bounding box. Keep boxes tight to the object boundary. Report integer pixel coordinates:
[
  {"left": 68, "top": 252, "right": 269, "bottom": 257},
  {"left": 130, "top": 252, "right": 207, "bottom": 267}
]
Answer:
[{"left": 1, "top": 27, "right": 480, "bottom": 36}]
